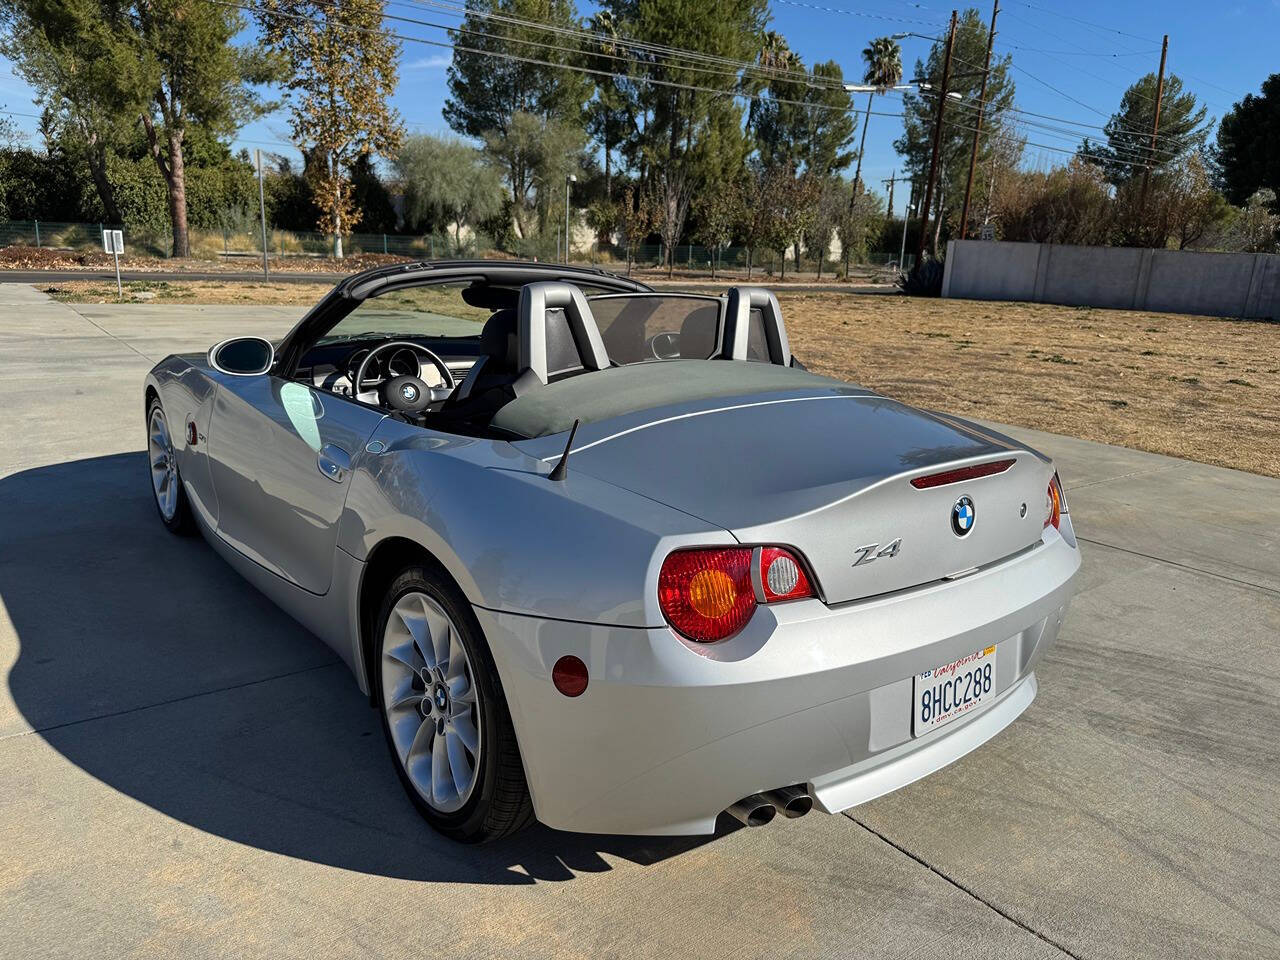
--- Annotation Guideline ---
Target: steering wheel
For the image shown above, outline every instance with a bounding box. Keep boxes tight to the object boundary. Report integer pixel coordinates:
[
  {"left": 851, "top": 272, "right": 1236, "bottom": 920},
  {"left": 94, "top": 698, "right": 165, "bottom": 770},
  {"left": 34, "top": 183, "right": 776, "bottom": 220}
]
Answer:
[
  {"left": 353, "top": 341, "right": 456, "bottom": 415},
  {"left": 647, "top": 331, "right": 682, "bottom": 360}
]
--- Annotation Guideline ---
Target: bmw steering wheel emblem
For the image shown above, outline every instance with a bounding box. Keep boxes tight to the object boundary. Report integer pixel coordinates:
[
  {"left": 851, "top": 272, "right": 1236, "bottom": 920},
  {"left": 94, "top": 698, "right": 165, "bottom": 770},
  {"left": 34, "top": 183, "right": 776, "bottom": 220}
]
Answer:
[
  {"left": 401, "top": 383, "right": 418, "bottom": 402},
  {"left": 951, "top": 495, "right": 976, "bottom": 537}
]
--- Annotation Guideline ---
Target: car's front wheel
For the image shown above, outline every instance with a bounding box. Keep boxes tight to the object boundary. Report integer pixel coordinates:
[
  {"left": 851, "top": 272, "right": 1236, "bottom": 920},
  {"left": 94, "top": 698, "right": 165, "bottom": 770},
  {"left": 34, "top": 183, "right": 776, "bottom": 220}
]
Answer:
[
  {"left": 374, "top": 565, "right": 534, "bottom": 843},
  {"left": 146, "top": 397, "right": 196, "bottom": 535}
]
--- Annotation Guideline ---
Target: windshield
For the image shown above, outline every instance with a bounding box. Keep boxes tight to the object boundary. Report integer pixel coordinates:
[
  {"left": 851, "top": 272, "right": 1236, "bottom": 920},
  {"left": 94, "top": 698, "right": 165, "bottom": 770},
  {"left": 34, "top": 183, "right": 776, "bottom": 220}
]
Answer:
[{"left": 317, "top": 282, "right": 494, "bottom": 344}]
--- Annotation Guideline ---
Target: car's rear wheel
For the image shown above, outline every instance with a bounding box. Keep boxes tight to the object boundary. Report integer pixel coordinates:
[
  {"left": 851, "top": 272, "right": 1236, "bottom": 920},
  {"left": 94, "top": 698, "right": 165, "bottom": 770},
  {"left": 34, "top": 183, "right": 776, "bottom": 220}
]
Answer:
[
  {"left": 374, "top": 565, "right": 534, "bottom": 842},
  {"left": 147, "top": 398, "right": 195, "bottom": 535}
]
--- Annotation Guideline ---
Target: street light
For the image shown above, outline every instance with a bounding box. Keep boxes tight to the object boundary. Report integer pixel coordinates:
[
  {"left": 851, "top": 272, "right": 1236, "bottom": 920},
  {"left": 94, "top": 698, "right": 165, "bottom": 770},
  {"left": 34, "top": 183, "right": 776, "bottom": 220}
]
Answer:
[{"left": 565, "top": 174, "right": 577, "bottom": 264}]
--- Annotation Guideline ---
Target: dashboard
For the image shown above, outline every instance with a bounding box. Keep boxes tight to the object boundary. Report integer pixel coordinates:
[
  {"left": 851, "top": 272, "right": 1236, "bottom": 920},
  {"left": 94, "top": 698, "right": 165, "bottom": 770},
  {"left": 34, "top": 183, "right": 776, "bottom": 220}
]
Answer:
[{"left": 297, "top": 337, "right": 483, "bottom": 398}]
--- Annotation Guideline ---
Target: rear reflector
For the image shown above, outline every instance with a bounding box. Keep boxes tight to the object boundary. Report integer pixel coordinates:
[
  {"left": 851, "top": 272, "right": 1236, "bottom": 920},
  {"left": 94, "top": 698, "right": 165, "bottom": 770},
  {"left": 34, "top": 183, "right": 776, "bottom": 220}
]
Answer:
[
  {"left": 910, "top": 458, "right": 1016, "bottom": 489},
  {"left": 552, "top": 655, "right": 589, "bottom": 697},
  {"left": 659, "top": 546, "right": 815, "bottom": 642}
]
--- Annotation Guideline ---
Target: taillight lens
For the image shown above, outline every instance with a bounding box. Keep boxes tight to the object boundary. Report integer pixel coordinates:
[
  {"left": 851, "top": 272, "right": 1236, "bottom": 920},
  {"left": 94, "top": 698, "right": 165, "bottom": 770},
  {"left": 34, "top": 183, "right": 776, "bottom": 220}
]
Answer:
[
  {"left": 759, "top": 546, "right": 812, "bottom": 602},
  {"left": 658, "top": 546, "right": 814, "bottom": 642},
  {"left": 1045, "top": 473, "right": 1065, "bottom": 530}
]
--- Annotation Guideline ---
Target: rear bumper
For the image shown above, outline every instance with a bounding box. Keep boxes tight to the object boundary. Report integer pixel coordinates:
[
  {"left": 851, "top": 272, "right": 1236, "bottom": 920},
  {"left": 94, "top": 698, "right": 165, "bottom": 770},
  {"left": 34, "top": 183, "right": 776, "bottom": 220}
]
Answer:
[{"left": 477, "top": 527, "right": 1080, "bottom": 836}]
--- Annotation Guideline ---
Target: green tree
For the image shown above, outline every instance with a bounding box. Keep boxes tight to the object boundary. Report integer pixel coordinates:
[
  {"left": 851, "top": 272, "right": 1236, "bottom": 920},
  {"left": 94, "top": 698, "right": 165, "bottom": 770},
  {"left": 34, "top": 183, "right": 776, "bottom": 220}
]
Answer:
[
  {"left": 444, "top": 0, "right": 590, "bottom": 239},
  {"left": 748, "top": 39, "right": 854, "bottom": 178},
  {"left": 395, "top": 134, "right": 505, "bottom": 253},
  {"left": 1081, "top": 73, "right": 1209, "bottom": 186},
  {"left": 0, "top": 0, "right": 135, "bottom": 222},
  {"left": 602, "top": 0, "right": 765, "bottom": 274},
  {"left": 259, "top": 0, "right": 402, "bottom": 258},
  {"left": 852, "top": 36, "right": 902, "bottom": 190},
  {"left": 694, "top": 178, "right": 740, "bottom": 279},
  {"left": 1215, "top": 74, "right": 1280, "bottom": 206},
  {"left": 1229, "top": 189, "right": 1279, "bottom": 253},
  {"left": 349, "top": 153, "right": 397, "bottom": 234},
  {"left": 835, "top": 180, "right": 884, "bottom": 272},
  {"left": 894, "top": 8, "right": 1017, "bottom": 253},
  {"left": 1, "top": 0, "right": 277, "bottom": 256}
]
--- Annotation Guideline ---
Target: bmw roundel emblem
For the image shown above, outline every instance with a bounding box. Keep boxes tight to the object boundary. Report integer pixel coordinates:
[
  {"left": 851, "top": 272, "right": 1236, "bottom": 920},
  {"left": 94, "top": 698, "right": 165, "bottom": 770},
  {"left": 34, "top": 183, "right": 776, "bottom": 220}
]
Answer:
[
  {"left": 401, "top": 383, "right": 418, "bottom": 401},
  {"left": 951, "top": 496, "right": 976, "bottom": 537}
]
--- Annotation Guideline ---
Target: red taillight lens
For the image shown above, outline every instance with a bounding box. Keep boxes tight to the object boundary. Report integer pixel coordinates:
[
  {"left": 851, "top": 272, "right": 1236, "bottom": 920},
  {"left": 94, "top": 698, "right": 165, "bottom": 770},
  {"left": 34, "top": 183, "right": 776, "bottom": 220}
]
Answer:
[
  {"left": 1045, "top": 474, "right": 1064, "bottom": 530},
  {"left": 659, "top": 547, "right": 755, "bottom": 642},
  {"left": 759, "top": 546, "right": 813, "bottom": 603},
  {"left": 658, "top": 546, "right": 815, "bottom": 642}
]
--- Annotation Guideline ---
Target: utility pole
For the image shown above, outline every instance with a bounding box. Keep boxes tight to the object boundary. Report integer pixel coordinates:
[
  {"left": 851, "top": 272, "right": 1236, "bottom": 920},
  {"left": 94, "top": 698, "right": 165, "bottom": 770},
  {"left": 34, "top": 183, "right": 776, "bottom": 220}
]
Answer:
[
  {"left": 882, "top": 172, "right": 896, "bottom": 226},
  {"left": 916, "top": 9, "right": 958, "bottom": 265},
  {"left": 960, "top": 0, "right": 998, "bottom": 240},
  {"left": 255, "top": 149, "right": 269, "bottom": 279},
  {"left": 1138, "top": 34, "right": 1169, "bottom": 217}
]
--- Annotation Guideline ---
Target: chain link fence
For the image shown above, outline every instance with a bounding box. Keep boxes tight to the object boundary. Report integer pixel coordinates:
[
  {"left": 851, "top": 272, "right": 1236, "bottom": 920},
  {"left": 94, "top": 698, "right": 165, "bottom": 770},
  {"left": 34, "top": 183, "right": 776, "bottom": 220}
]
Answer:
[{"left": 0, "top": 219, "right": 912, "bottom": 279}]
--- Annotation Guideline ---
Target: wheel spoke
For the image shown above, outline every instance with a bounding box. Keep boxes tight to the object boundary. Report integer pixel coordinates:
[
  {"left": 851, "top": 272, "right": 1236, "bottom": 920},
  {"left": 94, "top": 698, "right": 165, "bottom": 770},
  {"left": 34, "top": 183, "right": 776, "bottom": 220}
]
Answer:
[
  {"left": 406, "top": 715, "right": 434, "bottom": 764},
  {"left": 431, "top": 726, "right": 451, "bottom": 806},
  {"left": 394, "top": 604, "right": 433, "bottom": 667},
  {"left": 384, "top": 640, "right": 418, "bottom": 672},
  {"left": 421, "top": 596, "right": 452, "bottom": 670},
  {"left": 449, "top": 714, "right": 479, "bottom": 755},
  {"left": 386, "top": 675, "right": 420, "bottom": 714},
  {"left": 446, "top": 728, "right": 474, "bottom": 796}
]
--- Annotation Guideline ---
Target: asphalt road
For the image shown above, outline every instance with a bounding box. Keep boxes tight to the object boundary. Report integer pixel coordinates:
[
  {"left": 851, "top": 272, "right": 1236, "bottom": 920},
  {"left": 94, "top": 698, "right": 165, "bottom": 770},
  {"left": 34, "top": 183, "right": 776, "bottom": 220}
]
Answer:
[
  {"left": 4, "top": 267, "right": 894, "bottom": 295},
  {"left": 1, "top": 287, "right": 1277, "bottom": 959}
]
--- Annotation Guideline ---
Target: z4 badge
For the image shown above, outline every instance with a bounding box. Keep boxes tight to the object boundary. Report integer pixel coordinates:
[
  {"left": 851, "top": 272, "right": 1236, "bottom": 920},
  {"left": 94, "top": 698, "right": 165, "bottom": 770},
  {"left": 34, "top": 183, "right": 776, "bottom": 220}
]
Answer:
[{"left": 852, "top": 538, "right": 902, "bottom": 567}]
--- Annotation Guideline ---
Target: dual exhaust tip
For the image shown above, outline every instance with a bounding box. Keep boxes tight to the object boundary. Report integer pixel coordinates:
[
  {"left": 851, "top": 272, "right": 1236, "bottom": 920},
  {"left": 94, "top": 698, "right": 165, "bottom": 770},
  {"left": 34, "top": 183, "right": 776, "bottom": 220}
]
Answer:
[{"left": 725, "top": 785, "right": 814, "bottom": 827}]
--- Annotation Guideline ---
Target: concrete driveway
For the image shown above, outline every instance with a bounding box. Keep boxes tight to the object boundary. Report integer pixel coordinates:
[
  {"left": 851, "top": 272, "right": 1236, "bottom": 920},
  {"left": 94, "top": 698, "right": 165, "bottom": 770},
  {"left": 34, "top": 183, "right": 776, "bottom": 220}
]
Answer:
[{"left": 1, "top": 286, "right": 1276, "bottom": 959}]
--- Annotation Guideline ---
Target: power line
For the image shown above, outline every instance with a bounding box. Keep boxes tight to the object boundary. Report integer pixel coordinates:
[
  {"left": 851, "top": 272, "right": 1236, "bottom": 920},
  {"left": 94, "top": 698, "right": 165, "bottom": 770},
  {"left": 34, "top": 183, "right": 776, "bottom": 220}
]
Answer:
[
  {"left": 771, "top": 0, "right": 946, "bottom": 28},
  {"left": 1008, "top": 0, "right": 1160, "bottom": 46},
  {"left": 400, "top": 0, "right": 845, "bottom": 90},
  {"left": 212, "top": 0, "right": 1169, "bottom": 176},
  {"left": 385, "top": 0, "right": 854, "bottom": 93},
  {"left": 215, "top": 0, "right": 892, "bottom": 117}
]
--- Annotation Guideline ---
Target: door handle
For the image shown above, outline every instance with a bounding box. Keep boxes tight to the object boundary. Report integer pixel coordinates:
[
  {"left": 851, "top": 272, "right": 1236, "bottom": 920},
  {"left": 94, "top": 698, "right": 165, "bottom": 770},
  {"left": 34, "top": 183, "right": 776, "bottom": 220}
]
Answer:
[{"left": 317, "top": 443, "right": 351, "bottom": 483}]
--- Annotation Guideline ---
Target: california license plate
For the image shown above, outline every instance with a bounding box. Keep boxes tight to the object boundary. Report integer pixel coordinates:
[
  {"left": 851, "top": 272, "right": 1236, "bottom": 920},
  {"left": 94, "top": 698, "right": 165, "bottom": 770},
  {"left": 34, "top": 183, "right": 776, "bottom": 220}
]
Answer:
[{"left": 913, "top": 645, "right": 997, "bottom": 736}]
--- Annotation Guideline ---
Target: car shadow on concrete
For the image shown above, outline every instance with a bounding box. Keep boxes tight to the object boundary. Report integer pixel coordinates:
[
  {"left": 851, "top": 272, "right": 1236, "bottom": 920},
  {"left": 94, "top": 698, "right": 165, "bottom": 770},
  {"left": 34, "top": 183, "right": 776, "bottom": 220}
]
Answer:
[{"left": 0, "top": 453, "right": 721, "bottom": 884}]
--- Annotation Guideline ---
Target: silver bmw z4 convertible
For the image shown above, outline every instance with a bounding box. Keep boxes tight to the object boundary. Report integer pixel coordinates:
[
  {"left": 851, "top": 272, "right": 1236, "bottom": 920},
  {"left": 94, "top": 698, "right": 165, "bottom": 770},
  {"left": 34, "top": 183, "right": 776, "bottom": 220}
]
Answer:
[{"left": 144, "top": 260, "right": 1080, "bottom": 842}]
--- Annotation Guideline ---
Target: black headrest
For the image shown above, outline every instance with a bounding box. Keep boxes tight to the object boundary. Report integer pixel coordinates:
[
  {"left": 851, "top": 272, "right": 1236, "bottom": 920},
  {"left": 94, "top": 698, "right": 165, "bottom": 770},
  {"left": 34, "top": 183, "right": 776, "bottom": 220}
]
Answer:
[{"left": 480, "top": 308, "right": 518, "bottom": 368}]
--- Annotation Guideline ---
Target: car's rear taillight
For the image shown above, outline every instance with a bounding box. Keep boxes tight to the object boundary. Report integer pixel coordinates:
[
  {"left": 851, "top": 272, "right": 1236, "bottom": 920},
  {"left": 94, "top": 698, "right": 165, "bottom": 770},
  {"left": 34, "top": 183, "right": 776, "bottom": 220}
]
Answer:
[
  {"left": 758, "top": 546, "right": 813, "bottom": 602},
  {"left": 1045, "top": 473, "right": 1065, "bottom": 530},
  {"left": 658, "top": 546, "right": 814, "bottom": 642}
]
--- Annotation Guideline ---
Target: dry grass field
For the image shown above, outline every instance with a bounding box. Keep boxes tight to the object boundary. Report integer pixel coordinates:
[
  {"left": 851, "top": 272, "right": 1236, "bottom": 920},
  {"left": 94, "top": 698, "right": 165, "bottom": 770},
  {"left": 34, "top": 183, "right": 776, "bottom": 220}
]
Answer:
[
  {"left": 781, "top": 293, "right": 1280, "bottom": 479},
  {"left": 45, "top": 280, "right": 1280, "bottom": 478}
]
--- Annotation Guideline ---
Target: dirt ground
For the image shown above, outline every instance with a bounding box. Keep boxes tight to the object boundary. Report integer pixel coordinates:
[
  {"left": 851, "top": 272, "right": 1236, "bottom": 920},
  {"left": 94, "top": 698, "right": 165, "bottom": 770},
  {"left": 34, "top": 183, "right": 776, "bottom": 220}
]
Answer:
[
  {"left": 42, "top": 280, "right": 1280, "bottom": 478},
  {"left": 780, "top": 292, "right": 1280, "bottom": 479},
  {"left": 45, "top": 279, "right": 336, "bottom": 304}
]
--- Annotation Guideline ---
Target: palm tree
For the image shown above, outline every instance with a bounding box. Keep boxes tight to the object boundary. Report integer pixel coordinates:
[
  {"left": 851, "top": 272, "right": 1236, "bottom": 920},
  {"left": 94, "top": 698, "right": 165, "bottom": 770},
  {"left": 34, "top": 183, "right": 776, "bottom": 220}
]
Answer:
[{"left": 852, "top": 37, "right": 903, "bottom": 192}]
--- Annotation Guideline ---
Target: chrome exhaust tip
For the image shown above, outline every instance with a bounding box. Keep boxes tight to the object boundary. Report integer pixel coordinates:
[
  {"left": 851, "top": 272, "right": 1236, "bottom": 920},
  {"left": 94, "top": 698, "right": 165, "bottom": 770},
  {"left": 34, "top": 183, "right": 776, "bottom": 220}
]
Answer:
[
  {"left": 725, "top": 793, "right": 777, "bottom": 827},
  {"left": 766, "top": 785, "right": 814, "bottom": 819}
]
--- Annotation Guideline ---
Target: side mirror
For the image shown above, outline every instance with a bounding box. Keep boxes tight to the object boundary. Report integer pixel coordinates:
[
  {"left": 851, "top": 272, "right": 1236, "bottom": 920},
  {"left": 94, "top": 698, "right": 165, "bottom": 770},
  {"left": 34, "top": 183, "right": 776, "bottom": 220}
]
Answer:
[{"left": 209, "top": 336, "right": 275, "bottom": 376}]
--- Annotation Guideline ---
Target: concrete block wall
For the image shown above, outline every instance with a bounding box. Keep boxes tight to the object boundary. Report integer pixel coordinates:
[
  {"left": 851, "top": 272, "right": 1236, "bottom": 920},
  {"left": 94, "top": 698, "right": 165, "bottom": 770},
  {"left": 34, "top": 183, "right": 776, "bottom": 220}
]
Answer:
[{"left": 941, "top": 239, "right": 1280, "bottom": 319}]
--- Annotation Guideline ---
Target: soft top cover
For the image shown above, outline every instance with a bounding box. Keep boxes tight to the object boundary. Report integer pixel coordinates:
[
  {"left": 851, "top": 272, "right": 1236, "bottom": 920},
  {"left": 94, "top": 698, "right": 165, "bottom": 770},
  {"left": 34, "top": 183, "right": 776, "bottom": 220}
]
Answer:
[{"left": 490, "top": 359, "right": 859, "bottom": 438}]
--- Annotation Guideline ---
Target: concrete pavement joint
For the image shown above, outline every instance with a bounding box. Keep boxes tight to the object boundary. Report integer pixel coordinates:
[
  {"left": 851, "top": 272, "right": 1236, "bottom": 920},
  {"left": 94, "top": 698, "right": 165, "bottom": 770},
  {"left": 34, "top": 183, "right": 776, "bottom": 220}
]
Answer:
[
  {"left": 844, "top": 813, "right": 1084, "bottom": 960},
  {"left": 1064, "top": 464, "right": 1182, "bottom": 490},
  {"left": 0, "top": 661, "right": 341, "bottom": 743},
  {"left": 1076, "top": 536, "right": 1280, "bottom": 598},
  {"left": 65, "top": 302, "right": 158, "bottom": 364}
]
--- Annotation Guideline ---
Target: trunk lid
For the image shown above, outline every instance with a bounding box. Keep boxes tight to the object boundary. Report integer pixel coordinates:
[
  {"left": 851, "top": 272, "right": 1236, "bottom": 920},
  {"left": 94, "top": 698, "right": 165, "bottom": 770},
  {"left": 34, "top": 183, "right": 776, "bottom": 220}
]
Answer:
[{"left": 558, "top": 393, "right": 1053, "bottom": 604}]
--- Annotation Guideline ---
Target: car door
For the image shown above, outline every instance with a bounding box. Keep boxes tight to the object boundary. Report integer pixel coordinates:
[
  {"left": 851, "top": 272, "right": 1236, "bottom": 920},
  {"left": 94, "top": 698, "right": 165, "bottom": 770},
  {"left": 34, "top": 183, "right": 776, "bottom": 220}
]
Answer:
[{"left": 205, "top": 371, "right": 383, "bottom": 594}]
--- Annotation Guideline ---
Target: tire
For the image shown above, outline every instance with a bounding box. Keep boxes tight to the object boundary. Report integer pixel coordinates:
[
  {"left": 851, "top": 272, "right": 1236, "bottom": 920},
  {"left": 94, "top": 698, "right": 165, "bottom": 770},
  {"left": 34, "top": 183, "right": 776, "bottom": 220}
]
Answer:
[
  {"left": 146, "top": 397, "right": 196, "bottom": 535},
  {"left": 373, "top": 564, "right": 534, "bottom": 843}
]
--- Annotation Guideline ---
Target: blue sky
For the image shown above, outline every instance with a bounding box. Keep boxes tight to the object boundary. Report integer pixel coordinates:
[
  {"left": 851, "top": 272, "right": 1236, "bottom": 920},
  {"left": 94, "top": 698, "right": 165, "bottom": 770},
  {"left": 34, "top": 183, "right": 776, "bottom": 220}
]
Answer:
[{"left": 1, "top": 0, "right": 1277, "bottom": 218}]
